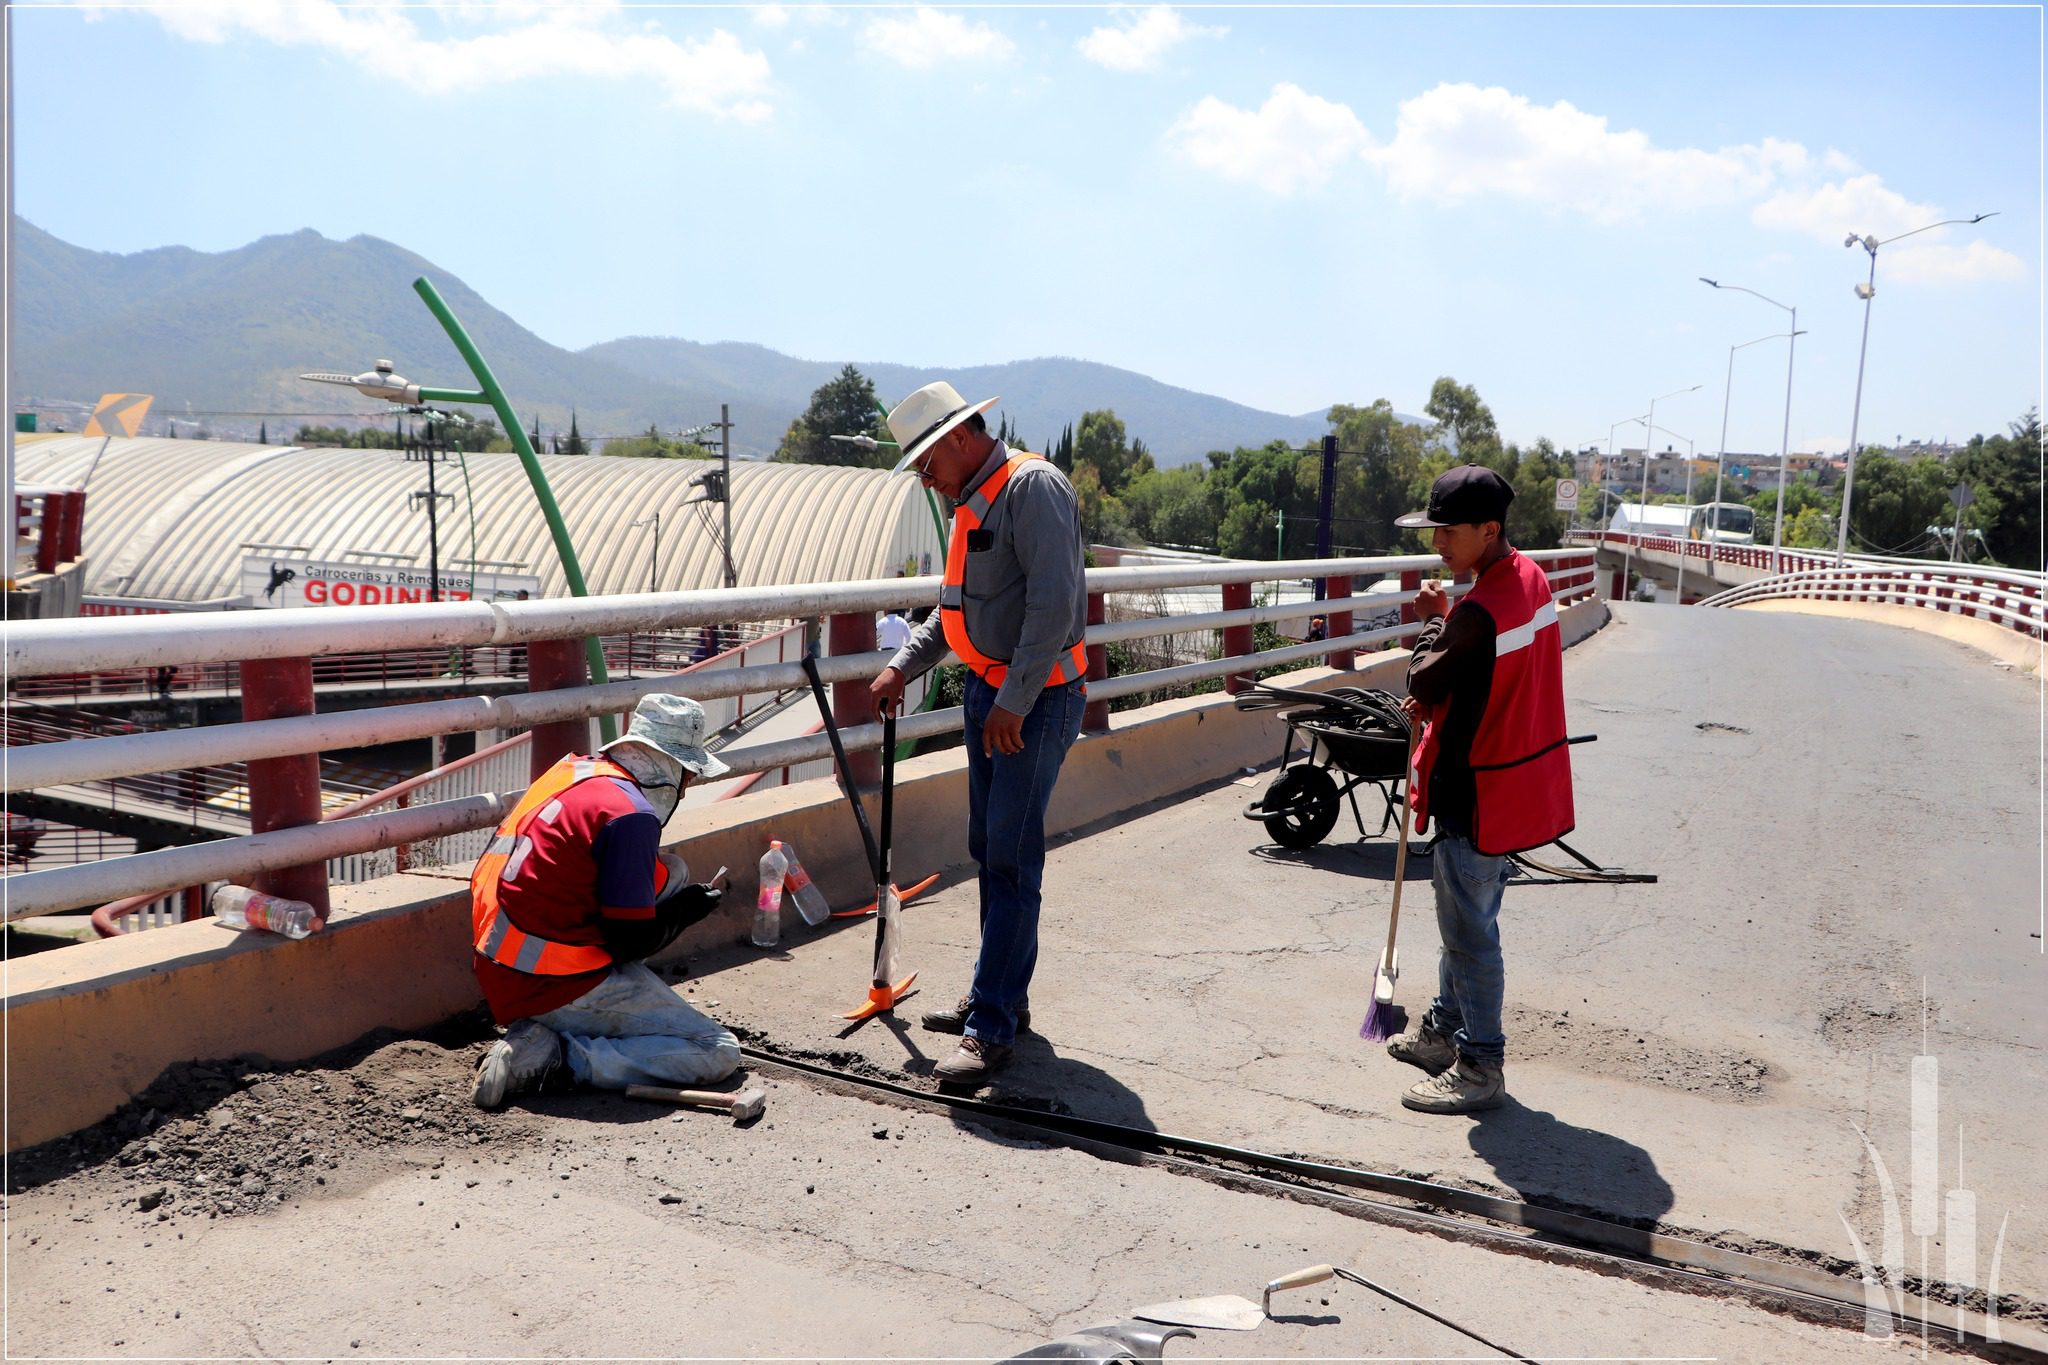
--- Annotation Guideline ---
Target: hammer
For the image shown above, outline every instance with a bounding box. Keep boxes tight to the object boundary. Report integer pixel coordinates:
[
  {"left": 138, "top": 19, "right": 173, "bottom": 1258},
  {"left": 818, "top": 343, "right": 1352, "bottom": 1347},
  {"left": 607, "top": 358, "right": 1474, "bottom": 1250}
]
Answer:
[{"left": 625, "top": 1083, "right": 767, "bottom": 1122}]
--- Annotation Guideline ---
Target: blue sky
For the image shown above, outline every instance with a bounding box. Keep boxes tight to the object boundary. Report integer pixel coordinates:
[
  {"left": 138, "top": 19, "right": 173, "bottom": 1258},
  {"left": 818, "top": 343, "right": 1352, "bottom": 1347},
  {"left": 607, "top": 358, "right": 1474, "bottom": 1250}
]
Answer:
[{"left": 13, "top": 3, "right": 2042, "bottom": 457}]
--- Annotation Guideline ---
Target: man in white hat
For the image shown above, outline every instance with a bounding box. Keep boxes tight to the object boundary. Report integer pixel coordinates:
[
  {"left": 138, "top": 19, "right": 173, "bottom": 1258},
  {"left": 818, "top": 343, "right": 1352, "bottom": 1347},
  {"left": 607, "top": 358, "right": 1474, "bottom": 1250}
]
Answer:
[
  {"left": 467, "top": 693, "right": 741, "bottom": 1109},
  {"left": 869, "top": 382, "right": 1089, "bottom": 1084}
]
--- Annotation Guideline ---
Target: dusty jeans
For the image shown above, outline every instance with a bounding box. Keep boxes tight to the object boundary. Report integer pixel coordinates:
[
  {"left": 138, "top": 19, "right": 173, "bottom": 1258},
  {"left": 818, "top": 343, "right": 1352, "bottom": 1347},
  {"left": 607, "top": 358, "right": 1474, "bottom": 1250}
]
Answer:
[
  {"left": 1421, "top": 834, "right": 1511, "bottom": 1068},
  {"left": 533, "top": 962, "right": 741, "bottom": 1090}
]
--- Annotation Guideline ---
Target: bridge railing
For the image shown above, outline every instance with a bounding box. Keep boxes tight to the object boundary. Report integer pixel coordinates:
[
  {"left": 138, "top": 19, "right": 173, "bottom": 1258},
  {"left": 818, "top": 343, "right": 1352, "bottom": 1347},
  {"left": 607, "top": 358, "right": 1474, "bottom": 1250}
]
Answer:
[
  {"left": 0, "top": 550, "right": 1599, "bottom": 922},
  {"left": 1697, "top": 563, "right": 2046, "bottom": 638}
]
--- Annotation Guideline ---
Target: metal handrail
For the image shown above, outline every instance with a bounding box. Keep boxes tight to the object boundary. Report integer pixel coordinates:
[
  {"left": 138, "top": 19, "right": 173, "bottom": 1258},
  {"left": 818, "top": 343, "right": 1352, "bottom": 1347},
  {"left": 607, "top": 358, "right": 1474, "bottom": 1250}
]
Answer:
[
  {"left": 1698, "top": 566, "right": 2045, "bottom": 636},
  {"left": 0, "top": 552, "right": 1601, "bottom": 919}
]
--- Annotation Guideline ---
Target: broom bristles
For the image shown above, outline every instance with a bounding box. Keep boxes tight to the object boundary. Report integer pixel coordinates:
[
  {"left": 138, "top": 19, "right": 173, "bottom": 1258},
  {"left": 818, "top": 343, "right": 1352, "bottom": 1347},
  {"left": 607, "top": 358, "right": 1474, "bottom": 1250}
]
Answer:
[{"left": 1358, "top": 991, "right": 1399, "bottom": 1042}]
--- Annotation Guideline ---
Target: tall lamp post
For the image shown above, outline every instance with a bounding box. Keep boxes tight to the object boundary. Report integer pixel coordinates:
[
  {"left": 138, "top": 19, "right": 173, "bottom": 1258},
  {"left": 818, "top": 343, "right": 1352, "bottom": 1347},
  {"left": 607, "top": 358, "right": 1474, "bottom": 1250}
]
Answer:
[
  {"left": 1706, "top": 328, "right": 1806, "bottom": 560},
  {"left": 1835, "top": 212, "right": 1998, "bottom": 564},
  {"left": 1700, "top": 279, "right": 1800, "bottom": 574},
  {"left": 1621, "top": 385, "right": 1700, "bottom": 597}
]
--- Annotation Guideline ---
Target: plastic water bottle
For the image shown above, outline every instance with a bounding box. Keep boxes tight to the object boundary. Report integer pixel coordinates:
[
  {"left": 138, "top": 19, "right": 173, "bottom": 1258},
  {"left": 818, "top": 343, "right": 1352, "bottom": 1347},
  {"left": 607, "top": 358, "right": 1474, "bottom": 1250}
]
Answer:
[
  {"left": 753, "top": 844, "right": 787, "bottom": 948},
  {"left": 210, "top": 885, "right": 321, "bottom": 939},
  {"left": 776, "top": 840, "right": 830, "bottom": 928}
]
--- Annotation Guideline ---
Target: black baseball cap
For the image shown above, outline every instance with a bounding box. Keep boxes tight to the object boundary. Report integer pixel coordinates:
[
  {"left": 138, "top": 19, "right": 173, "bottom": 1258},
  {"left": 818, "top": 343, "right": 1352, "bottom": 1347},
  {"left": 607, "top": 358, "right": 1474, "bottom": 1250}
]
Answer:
[{"left": 1395, "top": 464, "right": 1515, "bottom": 528}]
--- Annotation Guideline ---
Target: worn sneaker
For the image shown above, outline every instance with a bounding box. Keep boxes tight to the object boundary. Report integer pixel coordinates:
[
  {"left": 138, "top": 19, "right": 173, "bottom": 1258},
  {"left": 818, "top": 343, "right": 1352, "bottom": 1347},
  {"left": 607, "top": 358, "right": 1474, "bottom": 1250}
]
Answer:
[
  {"left": 1386, "top": 1021, "right": 1458, "bottom": 1075},
  {"left": 1401, "top": 1057, "right": 1506, "bottom": 1114},
  {"left": 921, "top": 995, "right": 1030, "bottom": 1035},
  {"left": 934, "top": 1036, "right": 1013, "bottom": 1083},
  {"left": 471, "top": 1019, "right": 565, "bottom": 1111}
]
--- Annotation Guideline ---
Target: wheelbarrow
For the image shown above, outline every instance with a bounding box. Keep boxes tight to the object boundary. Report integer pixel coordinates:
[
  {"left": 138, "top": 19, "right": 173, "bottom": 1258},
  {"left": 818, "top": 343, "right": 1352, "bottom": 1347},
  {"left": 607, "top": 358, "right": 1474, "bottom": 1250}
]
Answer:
[{"left": 1235, "top": 684, "right": 1412, "bottom": 850}]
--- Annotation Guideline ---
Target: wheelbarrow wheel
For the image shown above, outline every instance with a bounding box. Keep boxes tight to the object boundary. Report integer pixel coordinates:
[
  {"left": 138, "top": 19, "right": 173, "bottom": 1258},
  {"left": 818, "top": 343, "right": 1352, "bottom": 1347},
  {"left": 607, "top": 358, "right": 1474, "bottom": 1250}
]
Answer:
[{"left": 1259, "top": 765, "right": 1340, "bottom": 849}]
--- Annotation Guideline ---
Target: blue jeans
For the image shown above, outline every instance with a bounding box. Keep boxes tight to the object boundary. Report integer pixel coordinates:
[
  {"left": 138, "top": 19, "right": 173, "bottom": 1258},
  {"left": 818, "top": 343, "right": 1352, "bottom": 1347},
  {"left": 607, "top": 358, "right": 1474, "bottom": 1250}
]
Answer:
[
  {"left": 1422, "top": 834, "right": 1511, "bottom": 1068},
  {"left": 534, "top": 962, "right": 741, "bottom": 1090},
  {"left": 961, "top": 675, "right": 1085, "bottom": 1045}
]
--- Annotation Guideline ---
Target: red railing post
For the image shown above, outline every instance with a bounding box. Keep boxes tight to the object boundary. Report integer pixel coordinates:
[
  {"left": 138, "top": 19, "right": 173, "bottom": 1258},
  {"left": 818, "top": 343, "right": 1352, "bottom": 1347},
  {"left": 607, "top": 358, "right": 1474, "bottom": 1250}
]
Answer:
[
  {"left": 181, "top": 884, "right": 207, "bottom": 922},
  {"left": 32, "top": 495, "right": 57, "bottom": 574},
  {"left": 1222, "top": 581, "right": 1254, "bottom": 695},
  {"left": 62, "top": 489, "right": 85, "bottom": 561},
  {"left": 1327, "top": 574, "right": 1355, "bottom": 671},
  {"left": 526, "top": 638, "right": 592, "bottom": 779},
  {"left": 828, "top": 611, "right": 881, "bottom": 787},
  {"left": 1083, "top": 591, "right": 1110, "bottom": 732},
  {"left": 1399, "top": 569, "right": 1421, "bottom": 624},
  {"left": 239, "top": 657, "right": 329, "bottom": 917}
]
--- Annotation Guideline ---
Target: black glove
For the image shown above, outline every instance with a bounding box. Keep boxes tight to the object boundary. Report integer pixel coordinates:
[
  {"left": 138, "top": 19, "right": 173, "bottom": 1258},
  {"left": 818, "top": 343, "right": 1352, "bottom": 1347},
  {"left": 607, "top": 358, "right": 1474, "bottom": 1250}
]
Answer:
[{"left": 604, "top": 884, "right": 723, "bottom": 963}]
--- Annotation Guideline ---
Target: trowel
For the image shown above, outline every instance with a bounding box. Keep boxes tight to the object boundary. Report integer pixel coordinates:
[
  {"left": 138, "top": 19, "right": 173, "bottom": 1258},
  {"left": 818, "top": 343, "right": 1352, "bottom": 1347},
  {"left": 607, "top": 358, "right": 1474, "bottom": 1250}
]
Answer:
[{"left": 1131, "top": 1264, "right": 1334, "bottom": 1331}]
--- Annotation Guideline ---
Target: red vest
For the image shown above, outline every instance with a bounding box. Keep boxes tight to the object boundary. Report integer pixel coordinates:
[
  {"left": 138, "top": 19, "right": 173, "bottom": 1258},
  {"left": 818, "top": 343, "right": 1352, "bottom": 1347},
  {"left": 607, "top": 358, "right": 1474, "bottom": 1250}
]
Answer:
[
  {"left": 939, "top": 454, "right": 1088, "bottom": 690},
  {"left": 470, "top": 756, "right": 672, "bottom": 976},
  {"left": 1412, "top": 549, "right": 1574, "bottom": 856}
]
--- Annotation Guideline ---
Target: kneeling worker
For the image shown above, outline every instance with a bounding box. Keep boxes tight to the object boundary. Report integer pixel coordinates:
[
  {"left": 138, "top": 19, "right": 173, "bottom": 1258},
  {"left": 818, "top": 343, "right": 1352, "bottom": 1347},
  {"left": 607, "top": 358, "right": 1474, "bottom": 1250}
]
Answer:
[{"left": 469, "top": 694, "right": 740, "bottom": 1109}]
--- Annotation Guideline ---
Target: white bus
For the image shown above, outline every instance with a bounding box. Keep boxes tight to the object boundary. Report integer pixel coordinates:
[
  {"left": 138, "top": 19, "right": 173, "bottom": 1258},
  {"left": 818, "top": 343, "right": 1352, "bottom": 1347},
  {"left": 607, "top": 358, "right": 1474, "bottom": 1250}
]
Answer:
[{"left": 1687, "top": 502, "right": 1755, "bottom": 544}]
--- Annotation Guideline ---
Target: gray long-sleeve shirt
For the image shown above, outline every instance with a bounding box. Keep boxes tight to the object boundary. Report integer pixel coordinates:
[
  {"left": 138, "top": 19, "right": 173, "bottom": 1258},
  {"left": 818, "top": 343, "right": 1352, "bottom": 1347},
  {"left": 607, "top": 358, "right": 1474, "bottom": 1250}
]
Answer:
[{"left": 888, "top": 441, "right": 1088, "bottom": 716}]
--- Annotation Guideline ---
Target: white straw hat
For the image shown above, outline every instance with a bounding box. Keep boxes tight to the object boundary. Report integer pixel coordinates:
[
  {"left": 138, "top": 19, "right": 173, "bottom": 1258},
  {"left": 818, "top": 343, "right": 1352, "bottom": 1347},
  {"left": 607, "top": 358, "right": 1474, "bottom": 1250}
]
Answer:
[
  {"left": 601, "top": 693, "right": 730, "bottom": 779},
  {"left": 887, "top": 381, "right": 1000, "bottom": 475}
]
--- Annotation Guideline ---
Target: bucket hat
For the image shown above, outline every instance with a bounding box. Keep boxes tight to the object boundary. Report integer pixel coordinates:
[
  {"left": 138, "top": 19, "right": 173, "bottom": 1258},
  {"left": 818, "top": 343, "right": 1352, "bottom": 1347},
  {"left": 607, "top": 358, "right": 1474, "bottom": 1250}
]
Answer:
[
  {"left": 887, "top": 381, "right": 1000, "bottom": 475},
  {"left": 601, "top": 693, "right": 730, "bottom": 779}
]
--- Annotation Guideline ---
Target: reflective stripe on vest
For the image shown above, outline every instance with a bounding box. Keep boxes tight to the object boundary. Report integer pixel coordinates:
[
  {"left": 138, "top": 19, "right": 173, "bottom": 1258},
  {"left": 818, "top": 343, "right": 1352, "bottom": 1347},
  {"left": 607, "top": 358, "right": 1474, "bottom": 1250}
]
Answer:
[
  {"left": 469, "top": 755, "right": 669, "bottom": 976},
  {"left": 939, "top": 454, "right": 1088, "bottom": 690}
]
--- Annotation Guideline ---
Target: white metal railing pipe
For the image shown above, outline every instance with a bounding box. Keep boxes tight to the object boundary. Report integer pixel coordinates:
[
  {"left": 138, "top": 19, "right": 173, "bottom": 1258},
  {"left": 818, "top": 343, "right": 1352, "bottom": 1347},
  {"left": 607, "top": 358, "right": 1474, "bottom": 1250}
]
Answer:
[
  {"left": 2, "top": 552, "right": 1591, "bottom": 681},
  {"left": 3, "top": 792, "right": 509, "bottom": 922},
  {"left": 0, "top": 649, "right": 892, "bottom": 795}
]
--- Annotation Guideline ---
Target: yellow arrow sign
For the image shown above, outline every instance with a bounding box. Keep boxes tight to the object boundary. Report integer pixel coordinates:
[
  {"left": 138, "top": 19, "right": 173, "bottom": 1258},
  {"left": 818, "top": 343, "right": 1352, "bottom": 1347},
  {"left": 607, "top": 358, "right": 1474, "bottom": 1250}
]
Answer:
[{"left": 83, "top": 392, "right": 154, "bottom": 438}]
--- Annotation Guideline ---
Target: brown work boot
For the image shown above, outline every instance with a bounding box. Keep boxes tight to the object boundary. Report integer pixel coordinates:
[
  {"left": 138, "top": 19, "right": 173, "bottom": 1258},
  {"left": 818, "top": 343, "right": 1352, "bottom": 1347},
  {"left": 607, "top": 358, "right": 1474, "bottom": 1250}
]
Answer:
[
  {"left": 1386, "top": 1020, "right": 1457, "bottom": 1075},
  {"left": 921, "top": 995, "right": 1030, "bottom": 1035},
  {"left": 1400, "top": 1057, "right": 1506, "bottom": 1114},
  {"left": 934, "top": 1036, "right": 1013, "bottom": 1084}
]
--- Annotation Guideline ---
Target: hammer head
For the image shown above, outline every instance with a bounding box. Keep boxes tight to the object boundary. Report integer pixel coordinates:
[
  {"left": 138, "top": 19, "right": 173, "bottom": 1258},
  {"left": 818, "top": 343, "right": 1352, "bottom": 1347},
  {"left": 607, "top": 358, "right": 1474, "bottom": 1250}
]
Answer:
[{"left": 728, "top": 1087, "right": 767, "bottom": 1122}]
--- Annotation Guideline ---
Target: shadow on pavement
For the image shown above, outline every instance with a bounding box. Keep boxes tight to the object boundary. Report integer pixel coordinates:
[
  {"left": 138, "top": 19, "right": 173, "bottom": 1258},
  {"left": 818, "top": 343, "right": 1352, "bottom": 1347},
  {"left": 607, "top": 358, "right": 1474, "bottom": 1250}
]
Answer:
[
  {"left": 1247, "top": 837, "right": 1433, "bottom": 884},
  {"left": 1466, "top": 1098, "right": 1674, "bottom": 1227},
  {"left": 914, "top": 1033, "right": 1157, "bottom": 1139}
]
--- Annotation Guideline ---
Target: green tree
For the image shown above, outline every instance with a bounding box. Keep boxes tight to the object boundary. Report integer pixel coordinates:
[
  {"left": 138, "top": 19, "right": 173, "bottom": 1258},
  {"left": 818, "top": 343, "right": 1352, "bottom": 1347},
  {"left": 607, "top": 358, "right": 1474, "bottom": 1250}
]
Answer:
[
  {"left": 1785, "top": 505, "right": 1834, "bottom": 548},
  {"left": 1327, "top": 400, "right": 1431, "bottom": 554},
  {"left": 1071, "top": 462, "right": 1132, "bottom": 545},
  {"left": 1123, "top": 465, "right": 1219, "bottom": 549},
  {"left": 1843, "top": 451, "right": 1953, "bottom": 556},
  {"left": 1424, "top": 376, "right": 1504, "bottom": 469},
  {"left": 1505, "top": 438, "right": 1571, "bottom": 550},
  {"left": 775, "top": 364, "right": 888, "bottom": 466},
  {"left": 561, "top": 412, "right": 589, "bottom": 456},
  {"left": 1217, "top": 499, "right": 1277, "bottom": 560},
  {"left": 1073, "top": 409, "right": 1149, "bottom": 495},
  {"left": 1949, "top": 409, "right": 2042, "bottom": 567}
]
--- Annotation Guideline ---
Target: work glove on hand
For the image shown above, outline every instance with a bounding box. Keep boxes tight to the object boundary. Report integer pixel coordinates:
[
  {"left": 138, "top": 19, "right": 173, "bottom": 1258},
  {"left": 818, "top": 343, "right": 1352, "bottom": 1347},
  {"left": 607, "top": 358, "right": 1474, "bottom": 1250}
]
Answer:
[
  {"left": 665, "top": 882, "right": 723, "bottom": 930},
  {"left": 605, "top": 884, "right": 725, "bottom": 963}
]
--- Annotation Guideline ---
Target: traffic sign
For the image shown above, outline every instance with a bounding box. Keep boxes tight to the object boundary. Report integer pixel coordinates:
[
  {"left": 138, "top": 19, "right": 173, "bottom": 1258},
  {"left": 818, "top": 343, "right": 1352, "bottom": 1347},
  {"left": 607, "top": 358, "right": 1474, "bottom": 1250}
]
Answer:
[
  {"left": 82, "top": 393, "right": 154, "bottom": 439},
  {"left": 1555, "top": 478, "right": 1580, "bottom": 510}
]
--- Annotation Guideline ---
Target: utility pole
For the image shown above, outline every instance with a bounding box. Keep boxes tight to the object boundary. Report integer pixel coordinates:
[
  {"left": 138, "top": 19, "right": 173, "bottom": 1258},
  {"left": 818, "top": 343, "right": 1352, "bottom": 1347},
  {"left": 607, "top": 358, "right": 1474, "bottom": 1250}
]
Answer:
[
  {"left": 1313, "top": 434, "right": 1337, "bottom": 597},
  {"left": 405, "top": 424, "right": 455, "bottom": 601},
  {"left": 720, "top": 403, "right": 735, "bottom": 589}
]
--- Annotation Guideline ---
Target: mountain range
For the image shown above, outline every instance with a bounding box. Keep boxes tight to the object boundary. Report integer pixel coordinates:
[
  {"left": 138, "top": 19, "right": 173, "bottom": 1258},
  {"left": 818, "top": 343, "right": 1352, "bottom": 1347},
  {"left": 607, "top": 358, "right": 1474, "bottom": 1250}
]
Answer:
[{"left": 13, "top": 218, "right": 1350, "bottom": 463}]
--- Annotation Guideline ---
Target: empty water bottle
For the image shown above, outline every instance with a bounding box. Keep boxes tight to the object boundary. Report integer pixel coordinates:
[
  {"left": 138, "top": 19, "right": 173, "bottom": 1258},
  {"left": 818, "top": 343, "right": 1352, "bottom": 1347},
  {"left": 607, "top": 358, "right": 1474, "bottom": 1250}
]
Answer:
[
  {"left": 211, "top": 885, "right": 321, "bottom": 940},
  {"left": 753, "top": 844, "right": 787, "bottom": 948},
  {"left": 776, "top": 840, "right": 830, "bottom": 927}
]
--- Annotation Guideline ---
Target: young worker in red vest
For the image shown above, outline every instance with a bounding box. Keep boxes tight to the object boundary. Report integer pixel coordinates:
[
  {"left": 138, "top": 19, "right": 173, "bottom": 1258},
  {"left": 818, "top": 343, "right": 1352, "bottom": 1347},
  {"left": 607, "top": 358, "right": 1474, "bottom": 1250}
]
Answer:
[
  {"left": 468, "top": 694, "right": 738, "bottom": 1110},
  {"left": 869, "top": 381, "right": 1089, "bottom": 1085},
  {"left": 1385, "top": 465, "right": 1575, "bottom": 1114}
]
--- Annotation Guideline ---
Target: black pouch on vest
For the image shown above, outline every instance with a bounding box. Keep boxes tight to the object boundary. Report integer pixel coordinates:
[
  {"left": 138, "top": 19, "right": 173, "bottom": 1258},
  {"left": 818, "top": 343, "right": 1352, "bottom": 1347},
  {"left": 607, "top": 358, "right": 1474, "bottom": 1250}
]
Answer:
[{"left": 966, "top": 529, "right": 995, "bottom": 552}]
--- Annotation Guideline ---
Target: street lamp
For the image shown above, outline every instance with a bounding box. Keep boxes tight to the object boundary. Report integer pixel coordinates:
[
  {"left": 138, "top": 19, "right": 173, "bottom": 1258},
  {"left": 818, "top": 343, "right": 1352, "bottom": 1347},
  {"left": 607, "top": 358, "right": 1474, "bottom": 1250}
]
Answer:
[
  {"left": 630, "top": 512, "right": 661, "bottom": 595},
  {"left": 1620, "top": 385, "right": 1700, "bottom": 597},
  {"left": 1700, "top": 278, "right": 1800, "bottom": 574},
  {"left": 1835, "top": 212, "right": 1998, "bottom": 564},
  {"left": 1706, "top": 327, "right": 1806, "bottom": 562}
]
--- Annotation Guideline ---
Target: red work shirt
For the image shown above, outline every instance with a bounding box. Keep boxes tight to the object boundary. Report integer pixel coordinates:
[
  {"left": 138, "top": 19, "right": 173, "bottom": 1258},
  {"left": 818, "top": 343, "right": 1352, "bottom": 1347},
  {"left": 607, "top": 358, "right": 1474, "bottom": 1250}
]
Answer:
[{"left": 473, "top": 767, "right": 663, "bottom": 1024}]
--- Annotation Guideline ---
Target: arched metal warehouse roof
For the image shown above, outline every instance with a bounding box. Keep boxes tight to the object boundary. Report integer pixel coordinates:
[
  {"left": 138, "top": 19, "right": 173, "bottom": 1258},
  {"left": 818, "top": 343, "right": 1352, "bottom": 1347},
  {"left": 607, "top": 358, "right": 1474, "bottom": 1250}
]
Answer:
[{"left": 14, "top": 438, "right": 945, "bottom": 603}]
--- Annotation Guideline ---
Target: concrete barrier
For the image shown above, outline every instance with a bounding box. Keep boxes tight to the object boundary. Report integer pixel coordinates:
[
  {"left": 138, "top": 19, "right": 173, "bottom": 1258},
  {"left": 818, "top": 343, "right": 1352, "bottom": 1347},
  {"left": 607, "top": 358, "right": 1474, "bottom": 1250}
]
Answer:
[{"left": 3, "top": 596, "right": 1609, "bottom": 1151}]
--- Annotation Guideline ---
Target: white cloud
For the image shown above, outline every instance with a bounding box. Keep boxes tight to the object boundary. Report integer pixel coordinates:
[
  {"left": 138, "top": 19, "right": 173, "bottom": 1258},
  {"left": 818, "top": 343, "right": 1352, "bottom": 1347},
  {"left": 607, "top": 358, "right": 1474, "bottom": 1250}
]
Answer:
[
  {"left": 1077, "top": 7, "right": 1224, "bottom": 72},
  {"left": 113, "top": 0, "right": 774, "bottom": 122},
  {"left": 1165, "top": 83, "right": 1372, "bottom": 196},
  {"left": 1752, "top": 176, "right": 2022, "bottom": 281},
  {"left": 1363, "top": 83, "right": 1807, "bottom": 223},
  {"left": 859, "top": 8, "right": 1013, "bottom": 69}
]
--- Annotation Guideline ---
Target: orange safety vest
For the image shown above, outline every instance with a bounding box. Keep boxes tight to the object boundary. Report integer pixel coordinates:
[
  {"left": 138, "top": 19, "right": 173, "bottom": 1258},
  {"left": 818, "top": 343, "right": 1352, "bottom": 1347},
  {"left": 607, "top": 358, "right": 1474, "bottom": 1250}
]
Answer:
[
  {"left": 938, "top": 454, "right": 1088, "bottom": 691},
  {"left": 470, "top": 755, "right": 672, "bottom": 976}
]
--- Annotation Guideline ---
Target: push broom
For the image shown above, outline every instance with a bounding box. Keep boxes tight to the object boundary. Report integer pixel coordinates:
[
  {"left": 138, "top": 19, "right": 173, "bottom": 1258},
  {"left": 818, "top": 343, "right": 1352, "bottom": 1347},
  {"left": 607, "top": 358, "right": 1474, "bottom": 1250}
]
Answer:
[{"left": 1359, "top": 720, "right": 1422, "bottom": 1042}]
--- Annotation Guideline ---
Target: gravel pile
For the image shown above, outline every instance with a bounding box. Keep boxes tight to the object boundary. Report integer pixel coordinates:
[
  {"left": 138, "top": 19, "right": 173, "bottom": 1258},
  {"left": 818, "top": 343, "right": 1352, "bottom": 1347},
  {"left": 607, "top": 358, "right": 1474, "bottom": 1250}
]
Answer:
[{"left": 6, "top": 1018, "right": 541, "bottom": 1222}]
